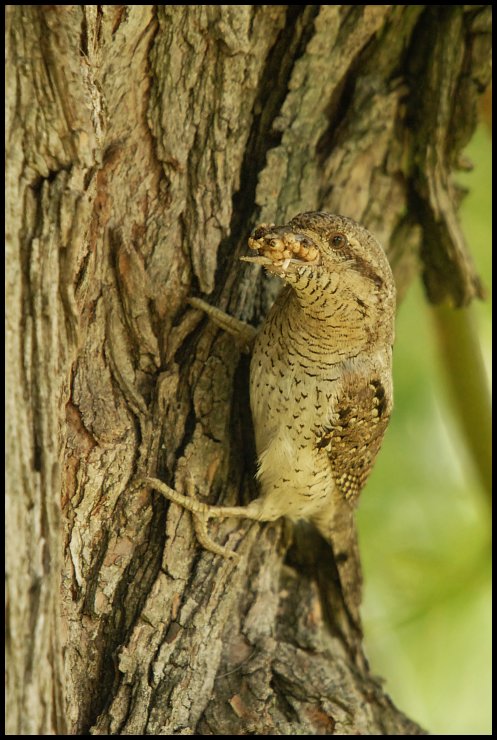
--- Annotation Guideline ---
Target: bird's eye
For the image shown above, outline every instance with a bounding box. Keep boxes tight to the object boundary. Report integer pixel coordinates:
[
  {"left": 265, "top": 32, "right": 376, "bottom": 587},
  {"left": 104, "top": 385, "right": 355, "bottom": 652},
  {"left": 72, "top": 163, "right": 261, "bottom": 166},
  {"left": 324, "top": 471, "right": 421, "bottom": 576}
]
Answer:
[{"left": 331, "top": 233, "right": 348, "bottom": 249}]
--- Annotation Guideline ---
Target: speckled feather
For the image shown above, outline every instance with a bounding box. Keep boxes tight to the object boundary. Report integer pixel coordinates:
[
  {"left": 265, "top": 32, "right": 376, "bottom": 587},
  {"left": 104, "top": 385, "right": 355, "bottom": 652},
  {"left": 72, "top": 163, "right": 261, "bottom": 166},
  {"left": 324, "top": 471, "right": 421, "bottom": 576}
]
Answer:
[
  {"left": 247, "top": 213, "right": 395, "bottom": 511},
  {"left": 317, "top": 377, "right": 392, "bottom": 503}
]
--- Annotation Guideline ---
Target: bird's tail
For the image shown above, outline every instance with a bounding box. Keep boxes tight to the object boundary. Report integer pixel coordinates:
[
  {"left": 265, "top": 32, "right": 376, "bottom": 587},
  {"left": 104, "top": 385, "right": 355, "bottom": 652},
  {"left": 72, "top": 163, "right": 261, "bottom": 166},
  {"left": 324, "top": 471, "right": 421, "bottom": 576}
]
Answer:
[{"left": 311, "top": 500, "right": 363, "bottom": 634}]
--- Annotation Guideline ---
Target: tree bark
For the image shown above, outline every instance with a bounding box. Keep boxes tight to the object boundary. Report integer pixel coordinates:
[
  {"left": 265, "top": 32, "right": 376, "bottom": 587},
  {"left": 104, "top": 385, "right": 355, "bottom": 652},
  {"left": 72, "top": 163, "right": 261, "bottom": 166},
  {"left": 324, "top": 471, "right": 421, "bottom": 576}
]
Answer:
[{"left": 5, "top": 5, "right": 490, "bottom": 735}]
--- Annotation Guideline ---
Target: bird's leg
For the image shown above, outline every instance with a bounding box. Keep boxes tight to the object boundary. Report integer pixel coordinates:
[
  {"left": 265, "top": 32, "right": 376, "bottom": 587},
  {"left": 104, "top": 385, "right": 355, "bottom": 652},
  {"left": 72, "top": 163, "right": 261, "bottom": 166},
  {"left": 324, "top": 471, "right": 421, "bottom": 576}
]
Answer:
[
  {"left": 134, "top": 475, "right": 270, "bottom": 559},
  {"left": 137, "top": 298, "right": 258, "bottom": 557},
  {"left": 188, "top": 297, "right": 257, "bottom": 351}
]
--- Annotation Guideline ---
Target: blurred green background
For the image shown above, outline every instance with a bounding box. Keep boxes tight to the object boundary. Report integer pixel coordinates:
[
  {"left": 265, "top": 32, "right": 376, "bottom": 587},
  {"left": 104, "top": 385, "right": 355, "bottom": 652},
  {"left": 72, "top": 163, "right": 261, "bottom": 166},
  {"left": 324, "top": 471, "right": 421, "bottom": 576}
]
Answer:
[{"left": 359, "top": 124, "right": 492, "bottom": 735}]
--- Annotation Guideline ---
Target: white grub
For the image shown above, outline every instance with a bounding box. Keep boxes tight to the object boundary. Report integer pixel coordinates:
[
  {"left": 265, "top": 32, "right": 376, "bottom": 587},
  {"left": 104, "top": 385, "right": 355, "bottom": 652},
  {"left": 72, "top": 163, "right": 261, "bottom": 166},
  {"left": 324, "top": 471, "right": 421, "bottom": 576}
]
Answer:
[{"left": 249, "top": 227, "right": 320, "bottom": 266}]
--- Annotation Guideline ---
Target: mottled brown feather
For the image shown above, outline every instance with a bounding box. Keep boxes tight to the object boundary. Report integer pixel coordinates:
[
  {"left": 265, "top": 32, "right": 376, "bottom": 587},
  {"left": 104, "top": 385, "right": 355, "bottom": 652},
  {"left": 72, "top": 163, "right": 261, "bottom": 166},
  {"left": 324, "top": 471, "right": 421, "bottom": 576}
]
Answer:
[{"left": 316, "top": 377, "right": 392, "bottom": 503}]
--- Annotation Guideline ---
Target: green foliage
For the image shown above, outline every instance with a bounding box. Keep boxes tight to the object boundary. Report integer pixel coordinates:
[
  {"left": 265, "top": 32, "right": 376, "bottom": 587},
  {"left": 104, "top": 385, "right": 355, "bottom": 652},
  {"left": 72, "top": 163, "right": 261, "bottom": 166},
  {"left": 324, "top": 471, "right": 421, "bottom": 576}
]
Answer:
[{"left": 358, "top": 126, "right": 491, "bottom": 735}]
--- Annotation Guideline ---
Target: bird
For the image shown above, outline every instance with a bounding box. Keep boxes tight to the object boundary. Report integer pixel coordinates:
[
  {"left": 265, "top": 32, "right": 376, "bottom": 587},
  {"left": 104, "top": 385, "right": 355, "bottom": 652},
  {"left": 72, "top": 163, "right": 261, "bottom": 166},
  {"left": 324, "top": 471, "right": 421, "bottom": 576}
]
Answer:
[{"left": 138, "top": 211, "right": 396, "bottom": 622}]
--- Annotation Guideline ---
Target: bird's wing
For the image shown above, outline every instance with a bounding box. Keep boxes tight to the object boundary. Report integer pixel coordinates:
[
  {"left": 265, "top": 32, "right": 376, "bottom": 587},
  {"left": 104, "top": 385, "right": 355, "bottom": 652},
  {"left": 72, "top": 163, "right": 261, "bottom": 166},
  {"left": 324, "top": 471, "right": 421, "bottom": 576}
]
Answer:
[{"left": 316, "top": 375, "right": 392, "bottom": 505}]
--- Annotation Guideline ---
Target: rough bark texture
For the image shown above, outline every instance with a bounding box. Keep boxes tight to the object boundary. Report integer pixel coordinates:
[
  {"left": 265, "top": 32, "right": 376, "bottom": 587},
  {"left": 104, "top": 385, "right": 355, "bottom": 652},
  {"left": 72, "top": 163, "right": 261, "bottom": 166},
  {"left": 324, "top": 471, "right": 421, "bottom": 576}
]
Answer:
[{"left": 5, "top": 5, "right": 491, "bottom": 735}]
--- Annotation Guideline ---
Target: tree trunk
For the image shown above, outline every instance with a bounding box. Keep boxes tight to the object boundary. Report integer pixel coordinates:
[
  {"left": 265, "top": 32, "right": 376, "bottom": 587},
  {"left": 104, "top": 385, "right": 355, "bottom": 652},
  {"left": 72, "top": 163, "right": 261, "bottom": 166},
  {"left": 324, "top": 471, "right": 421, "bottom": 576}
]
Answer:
[{"left": 5, "top": 5, "right": 490, "bottom": 735}]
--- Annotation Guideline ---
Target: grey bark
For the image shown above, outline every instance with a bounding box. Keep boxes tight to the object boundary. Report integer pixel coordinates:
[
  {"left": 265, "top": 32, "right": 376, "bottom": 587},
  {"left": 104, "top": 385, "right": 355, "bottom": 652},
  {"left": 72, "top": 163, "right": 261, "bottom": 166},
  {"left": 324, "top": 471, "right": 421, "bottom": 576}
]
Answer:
[{"left": 5, "top": 5, "right": 490, "bottom": 735}]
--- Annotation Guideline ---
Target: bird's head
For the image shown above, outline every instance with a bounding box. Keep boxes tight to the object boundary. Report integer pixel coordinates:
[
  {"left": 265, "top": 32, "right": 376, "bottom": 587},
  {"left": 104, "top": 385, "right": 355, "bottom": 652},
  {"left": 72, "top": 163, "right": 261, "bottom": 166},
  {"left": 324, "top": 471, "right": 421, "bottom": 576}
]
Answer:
[{"left": 243, "top": 211, "right": 394, "bottom": 302}]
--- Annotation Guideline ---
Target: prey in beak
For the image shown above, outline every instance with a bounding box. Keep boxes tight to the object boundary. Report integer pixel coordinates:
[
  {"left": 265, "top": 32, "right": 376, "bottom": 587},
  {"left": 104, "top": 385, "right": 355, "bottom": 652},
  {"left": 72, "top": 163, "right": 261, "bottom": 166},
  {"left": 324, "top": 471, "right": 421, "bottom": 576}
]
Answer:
[{"left": 241, "top": 222, "right": 321, "bottom": 275}]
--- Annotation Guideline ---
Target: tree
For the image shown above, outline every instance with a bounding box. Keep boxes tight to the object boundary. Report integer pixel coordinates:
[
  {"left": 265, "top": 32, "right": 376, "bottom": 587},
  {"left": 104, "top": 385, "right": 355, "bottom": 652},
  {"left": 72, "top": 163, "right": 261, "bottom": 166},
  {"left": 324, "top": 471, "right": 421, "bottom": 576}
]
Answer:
[{"left": 6, "top": 5, "right": 490, "bottom": 735}]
